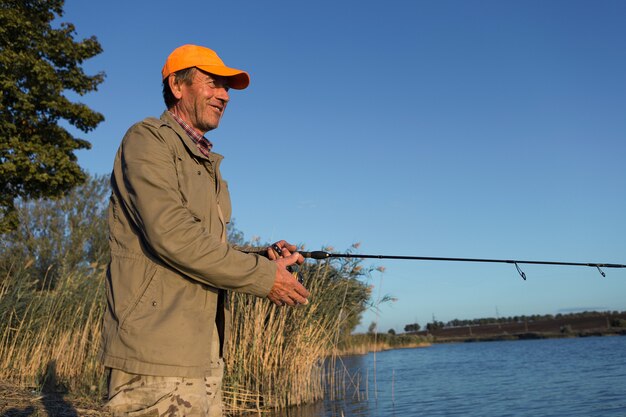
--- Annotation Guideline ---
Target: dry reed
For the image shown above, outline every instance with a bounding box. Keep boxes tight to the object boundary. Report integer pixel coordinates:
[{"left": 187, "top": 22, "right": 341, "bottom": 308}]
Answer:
[
  {"left": 0, "top": 262, "right": 107, "bottom": 396},
  {"left": 223, "top": 255, "right": 372, "bottom": 414}
]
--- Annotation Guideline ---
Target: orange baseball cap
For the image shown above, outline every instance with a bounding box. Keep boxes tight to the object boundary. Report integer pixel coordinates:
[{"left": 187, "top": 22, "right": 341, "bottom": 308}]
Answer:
[{"left": 161, "top": 44, "right": 250, "bottom": 90}]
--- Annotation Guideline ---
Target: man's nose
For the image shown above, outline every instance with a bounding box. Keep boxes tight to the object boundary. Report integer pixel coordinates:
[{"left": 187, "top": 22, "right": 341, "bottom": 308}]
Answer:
[{"left": 216, "top": 87, "right": 229, "bottom": 103}]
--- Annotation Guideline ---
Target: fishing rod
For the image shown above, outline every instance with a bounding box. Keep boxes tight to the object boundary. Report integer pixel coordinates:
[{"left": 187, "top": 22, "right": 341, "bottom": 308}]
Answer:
[
  {"left": 266, "top": 247, "right": 626, "bottom": 280},
  {"left": 250, "top": 244, "right": 626, "bottom": 281}
]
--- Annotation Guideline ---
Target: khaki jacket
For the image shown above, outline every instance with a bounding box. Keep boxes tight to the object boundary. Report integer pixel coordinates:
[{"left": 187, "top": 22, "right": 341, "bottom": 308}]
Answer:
[{"left": 101, "top": 111, "right": 276, "bottom": 377}]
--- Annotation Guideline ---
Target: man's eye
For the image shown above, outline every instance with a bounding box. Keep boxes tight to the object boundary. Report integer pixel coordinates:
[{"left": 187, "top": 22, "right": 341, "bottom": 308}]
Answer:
[{"left": 208, "top": 80, "right": 228, "bottom": 90}]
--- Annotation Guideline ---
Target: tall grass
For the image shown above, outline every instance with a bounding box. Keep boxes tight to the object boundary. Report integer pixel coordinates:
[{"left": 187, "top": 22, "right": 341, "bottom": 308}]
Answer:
[{"left": 0, "top": 262, "right": 107, "bottom": 396}]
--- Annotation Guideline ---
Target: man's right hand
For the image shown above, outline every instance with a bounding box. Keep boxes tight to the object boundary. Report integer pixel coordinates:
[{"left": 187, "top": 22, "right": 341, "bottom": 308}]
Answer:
[{"left": 267, "top": 251, "right": 310, "bottom": 306}]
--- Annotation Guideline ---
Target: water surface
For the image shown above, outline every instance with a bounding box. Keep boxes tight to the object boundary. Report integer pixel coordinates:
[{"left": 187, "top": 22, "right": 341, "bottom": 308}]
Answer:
[{"left": 268, "top": 336, "right": 626, "bottom": 416}]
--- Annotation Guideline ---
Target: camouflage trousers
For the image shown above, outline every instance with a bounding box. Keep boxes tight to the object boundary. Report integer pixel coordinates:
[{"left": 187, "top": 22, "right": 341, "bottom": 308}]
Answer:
[{"left": 105, "top": 364, "right": 224, "bottom": 417}]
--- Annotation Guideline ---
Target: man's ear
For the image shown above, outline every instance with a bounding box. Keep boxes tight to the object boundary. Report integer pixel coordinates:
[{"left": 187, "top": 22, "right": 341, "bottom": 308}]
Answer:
[{"left": 168, "top": 75, "right": 184, "bottom": 100}]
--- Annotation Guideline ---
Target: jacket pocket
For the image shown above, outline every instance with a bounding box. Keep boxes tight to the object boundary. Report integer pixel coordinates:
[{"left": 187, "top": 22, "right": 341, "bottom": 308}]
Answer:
[{"left": 118, "top": 259, "right": 159, "bottom": 331}]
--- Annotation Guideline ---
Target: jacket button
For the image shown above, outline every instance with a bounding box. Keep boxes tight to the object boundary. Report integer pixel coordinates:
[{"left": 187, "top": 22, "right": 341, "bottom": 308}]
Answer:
[
  {"left": 197, "top": 170, "right": 201, "bottom": 175},
  {"left": 152, "top": 301, "right": 157, "bottom": 307}
]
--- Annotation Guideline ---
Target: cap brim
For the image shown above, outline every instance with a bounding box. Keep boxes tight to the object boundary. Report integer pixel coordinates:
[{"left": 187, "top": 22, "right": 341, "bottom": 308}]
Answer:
[{"left": 196, "top": 65, "right": 250, "bottom": 90}]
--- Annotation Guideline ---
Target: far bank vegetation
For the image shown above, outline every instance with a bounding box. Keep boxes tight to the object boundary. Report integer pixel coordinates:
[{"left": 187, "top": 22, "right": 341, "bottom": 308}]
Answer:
[{"left": 409, "top": 311, "right": 626, "bottom": 342}]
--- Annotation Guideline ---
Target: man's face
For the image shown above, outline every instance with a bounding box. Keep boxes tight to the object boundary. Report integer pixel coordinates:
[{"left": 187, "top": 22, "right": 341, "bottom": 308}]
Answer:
[{"left": 174, "top": 69, "right": 230, "bottom": 133}]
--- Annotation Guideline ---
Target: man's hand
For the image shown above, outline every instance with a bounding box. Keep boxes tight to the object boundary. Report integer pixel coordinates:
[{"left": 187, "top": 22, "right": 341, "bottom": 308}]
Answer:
[
  {"left": 266, "top": 240, "right": 304, "bottom": 265},
  {"left": 266, "top": 241, "right": 309, "bottom": 306}
]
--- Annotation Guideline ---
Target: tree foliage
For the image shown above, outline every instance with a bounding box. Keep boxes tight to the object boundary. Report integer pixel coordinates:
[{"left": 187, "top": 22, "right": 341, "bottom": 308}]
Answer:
[
  {"left": 0, "top": 174, "right": 110, "bottom": 289},
  {"left": 426, "top": 321, "right": 444, "bottom": 332},
  {"left": 404, "top": 322, "right": 421, "bottom": 333},
  {"left": 0, "top": 0, "right": 104, "bottom": 232}
]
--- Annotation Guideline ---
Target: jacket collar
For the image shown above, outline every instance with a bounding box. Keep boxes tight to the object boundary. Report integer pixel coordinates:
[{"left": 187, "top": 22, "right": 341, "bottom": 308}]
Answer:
[{"left": 160, "top": 111, "right": 224, "bottom": 164}]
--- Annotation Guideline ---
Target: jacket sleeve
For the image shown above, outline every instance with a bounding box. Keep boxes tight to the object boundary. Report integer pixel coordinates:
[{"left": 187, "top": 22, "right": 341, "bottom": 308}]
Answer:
[{"left": 113, "top": 120, "right": 276, "bottom": 297}]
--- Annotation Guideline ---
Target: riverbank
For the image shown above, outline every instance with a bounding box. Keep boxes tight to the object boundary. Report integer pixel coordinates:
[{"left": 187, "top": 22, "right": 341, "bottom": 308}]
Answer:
[{"left": 0, "top": 382, "right": 109, "bottom": 417}]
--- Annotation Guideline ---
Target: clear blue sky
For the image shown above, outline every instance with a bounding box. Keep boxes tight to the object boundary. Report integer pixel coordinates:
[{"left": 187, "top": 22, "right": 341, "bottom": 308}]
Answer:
[{"left": 62, "top": 0, "right": 626, "bottom": 333}]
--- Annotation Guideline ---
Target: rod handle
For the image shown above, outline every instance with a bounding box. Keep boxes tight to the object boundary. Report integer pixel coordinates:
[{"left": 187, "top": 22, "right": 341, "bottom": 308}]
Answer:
[{"left": 300, "top": 251, "right": 331, "bottom": 260}]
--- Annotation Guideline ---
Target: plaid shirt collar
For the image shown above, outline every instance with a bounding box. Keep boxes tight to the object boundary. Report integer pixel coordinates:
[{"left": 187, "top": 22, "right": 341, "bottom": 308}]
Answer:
[{"left": 168, "top": 111, "right": 213, "bottom": 158}]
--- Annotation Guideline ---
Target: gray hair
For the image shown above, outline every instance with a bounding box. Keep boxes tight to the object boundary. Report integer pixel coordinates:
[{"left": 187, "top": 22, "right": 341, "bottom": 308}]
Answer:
[{"left": 162, "top": 67, "right": 196, "bottom": 109}]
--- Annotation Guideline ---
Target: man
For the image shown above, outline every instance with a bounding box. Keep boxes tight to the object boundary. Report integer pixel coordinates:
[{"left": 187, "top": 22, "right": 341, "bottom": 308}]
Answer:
[{"left": 101, "top": 44, "right": 310, "bottom": 417}]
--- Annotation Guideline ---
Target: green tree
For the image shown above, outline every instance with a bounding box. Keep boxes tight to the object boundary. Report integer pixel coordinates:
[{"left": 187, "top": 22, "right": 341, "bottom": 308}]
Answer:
[
  {"left": 0, "top": 0, "right": 104, "bottom": 232},
  {"left": 426, "top": 321, "right": 444, "bottom": 332},
  {"left": 404, "top": 322, "right": 421, "bottom": 333}
]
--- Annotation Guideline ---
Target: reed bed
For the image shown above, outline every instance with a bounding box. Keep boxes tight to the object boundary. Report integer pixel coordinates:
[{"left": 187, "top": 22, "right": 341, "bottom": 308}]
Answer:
[
  {"left": 339, "top": 333, "right": 432, "bottom": 355},
  {"left": 223, "top": 254, "right": 372, "bottom": 413},
  {"left": 0, "top": 261, "right": 107, "bottom": 396},
  {"left": 0, "top": 253, "right": 373, "bottom": 413}
]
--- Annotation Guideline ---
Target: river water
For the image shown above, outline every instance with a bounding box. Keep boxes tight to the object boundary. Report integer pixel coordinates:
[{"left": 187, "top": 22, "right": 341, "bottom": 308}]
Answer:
[{"left": 267, "top": 336, "right": 626, "bottom": 417}]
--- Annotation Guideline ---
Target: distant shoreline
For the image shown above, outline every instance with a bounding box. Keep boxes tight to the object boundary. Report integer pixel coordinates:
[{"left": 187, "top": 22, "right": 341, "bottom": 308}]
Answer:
[
  {"left": 432, "top": 328, "right": 626, "bottom": 344},
  {"left": 413, "top": 313, "right": 626, "bottom": 344}
]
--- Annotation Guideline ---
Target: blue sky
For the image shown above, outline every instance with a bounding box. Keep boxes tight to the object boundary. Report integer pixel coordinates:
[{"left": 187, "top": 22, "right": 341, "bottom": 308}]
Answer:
[{"left": 62, "top": 0, "right": 625, "bottom": 332}]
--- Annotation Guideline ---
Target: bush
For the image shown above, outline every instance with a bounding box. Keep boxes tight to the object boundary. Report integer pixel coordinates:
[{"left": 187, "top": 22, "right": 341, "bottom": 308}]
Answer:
[{"left": 610, "top": 318, "right": 626, "bottom": 328}]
